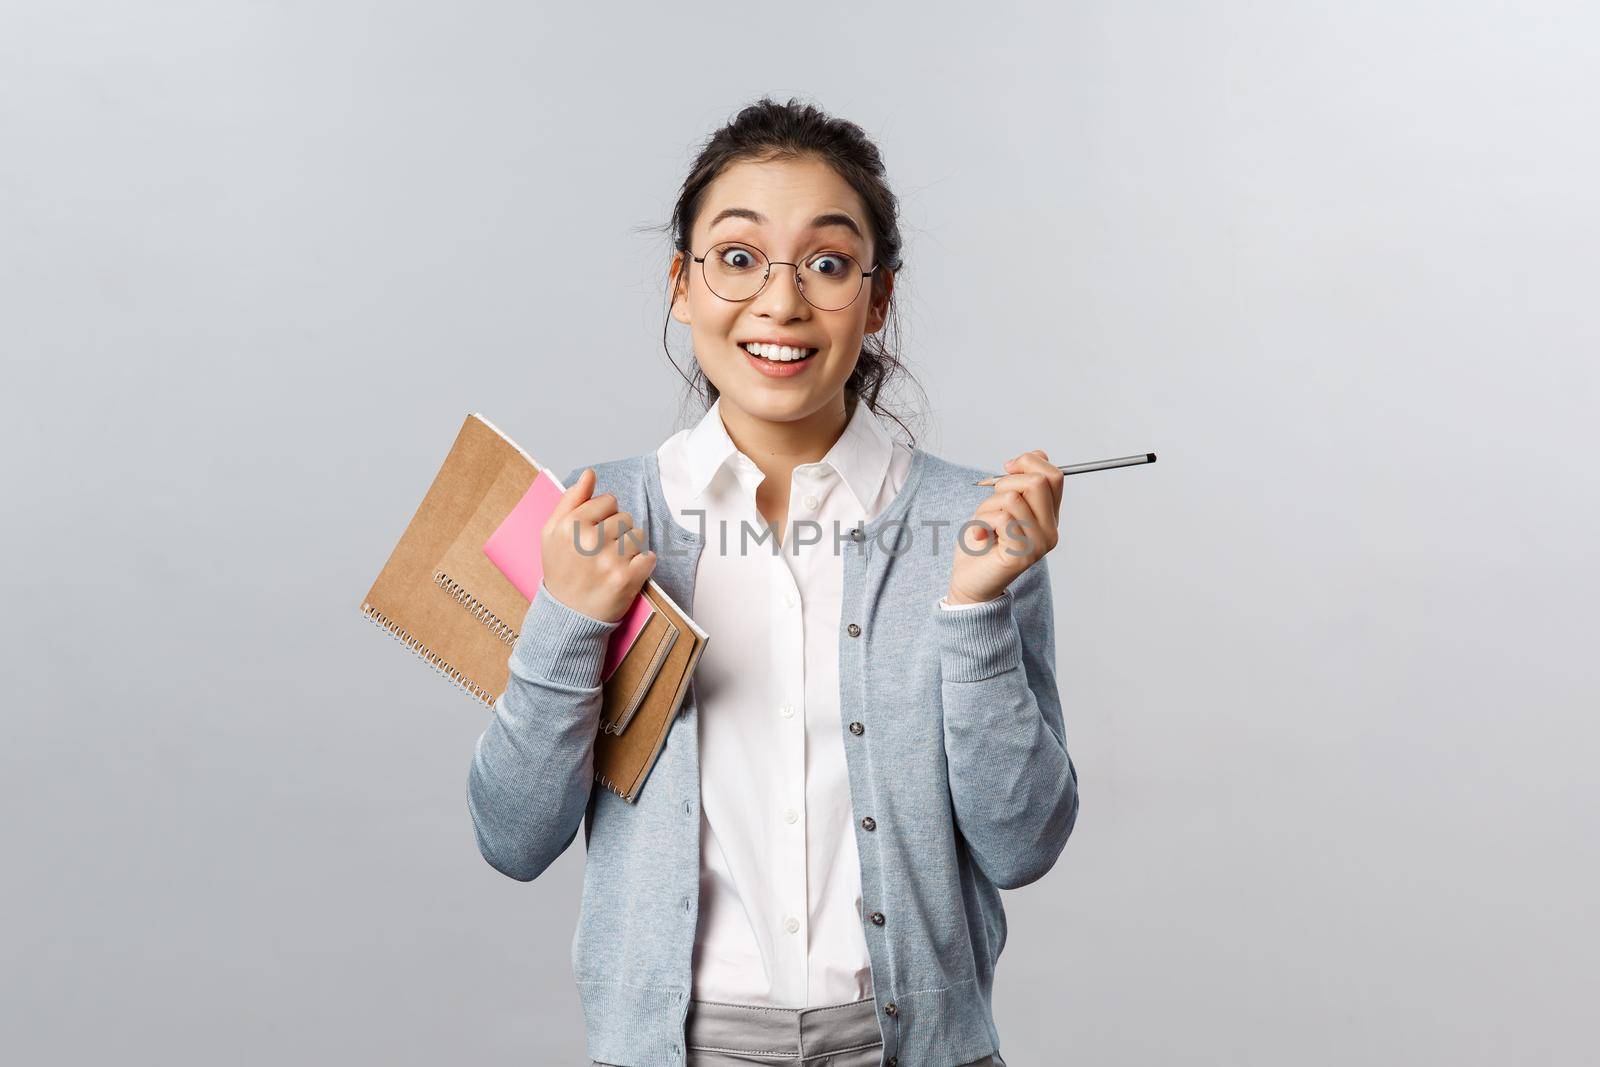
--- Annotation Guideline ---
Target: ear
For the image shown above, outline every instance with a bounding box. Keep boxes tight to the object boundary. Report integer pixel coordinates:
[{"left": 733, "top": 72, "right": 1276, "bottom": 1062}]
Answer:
[
  {"left": 863, "top": 267, "right": 894, "bottom": 335},
  {"left": 669, "top": 251, "right": 691, "bottom": 326}
]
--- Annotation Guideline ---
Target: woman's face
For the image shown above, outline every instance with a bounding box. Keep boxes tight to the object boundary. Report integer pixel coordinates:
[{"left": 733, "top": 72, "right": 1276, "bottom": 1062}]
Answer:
[{"left": 670, "top": 155, "right": 892, "bottom": 426}]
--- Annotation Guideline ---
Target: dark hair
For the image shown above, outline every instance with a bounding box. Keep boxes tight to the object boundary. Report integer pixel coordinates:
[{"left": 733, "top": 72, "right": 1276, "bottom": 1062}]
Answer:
[{"left": 649, "top": 96, "right": 926, "bottom": 447}]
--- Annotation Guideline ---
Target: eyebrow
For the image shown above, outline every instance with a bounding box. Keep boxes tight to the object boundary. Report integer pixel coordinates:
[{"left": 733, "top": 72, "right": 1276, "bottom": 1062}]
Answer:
[{"left": 708, "top": 207, "right": 866, "bottom": 242}]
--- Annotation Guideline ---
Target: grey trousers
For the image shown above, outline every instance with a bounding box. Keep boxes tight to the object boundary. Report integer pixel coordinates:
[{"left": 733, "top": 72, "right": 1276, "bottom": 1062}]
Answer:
[{"left": 592, "top": 994, "right": 1007, "bottom": 1067}]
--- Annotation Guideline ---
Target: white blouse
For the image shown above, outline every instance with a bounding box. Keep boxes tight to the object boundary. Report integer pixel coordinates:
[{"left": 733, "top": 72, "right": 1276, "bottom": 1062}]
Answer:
[{"left": 655, "top": 396, "right": 982, "bottom": 1009}]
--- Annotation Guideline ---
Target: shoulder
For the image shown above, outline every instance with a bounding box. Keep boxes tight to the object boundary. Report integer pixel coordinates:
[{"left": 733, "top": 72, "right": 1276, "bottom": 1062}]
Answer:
[
  {"left": 557, "top": 452, "right": 654, "bottom": 507},
  {"left": 563, "top": 452, "right": 651, "bottom": 482},
  {"left": 559, "top": 452, "right": 652, "bottom": 486},
  {"left": 905, "top": 448, "right": 996, "bottom": 523}
]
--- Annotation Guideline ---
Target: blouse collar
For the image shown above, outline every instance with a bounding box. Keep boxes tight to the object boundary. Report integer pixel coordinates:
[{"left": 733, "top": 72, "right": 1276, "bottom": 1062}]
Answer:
[{"left": 680, "top": 394, "right": 897, "bottom": 515}]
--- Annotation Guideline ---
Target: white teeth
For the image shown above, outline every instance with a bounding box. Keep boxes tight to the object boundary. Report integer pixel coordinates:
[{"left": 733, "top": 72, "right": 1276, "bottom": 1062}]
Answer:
[{"left": 742, "top": 342, "right": 816, "bottom": 362}]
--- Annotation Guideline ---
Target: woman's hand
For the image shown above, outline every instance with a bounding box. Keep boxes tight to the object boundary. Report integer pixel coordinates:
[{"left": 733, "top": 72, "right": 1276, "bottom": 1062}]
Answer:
[
  {"left": 541, "top": 468, "right": 657, "bottom": 623},
  {"left": 947, "top": 450, "right": 1064, "bottom": 606}
]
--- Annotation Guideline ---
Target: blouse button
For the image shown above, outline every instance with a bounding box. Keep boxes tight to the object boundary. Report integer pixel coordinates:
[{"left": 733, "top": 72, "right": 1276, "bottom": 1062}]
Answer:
[
  {"left": 848, "top": 722, "right": 864, "bottom": 736},
  {"left": 846, "top": 623, "right": 861, "bottom": 637},
  {"left": 785, "top": 916, "right": 800, "bottom": 934},
  {"left": 802, "top": 494, "right": 819, "bottom": 510},
  {"left": 860, "top": 816, "right": 876, "bottom": 831},
  {"left": 783, "top": 808, "right": 799, "bottom": 825}
]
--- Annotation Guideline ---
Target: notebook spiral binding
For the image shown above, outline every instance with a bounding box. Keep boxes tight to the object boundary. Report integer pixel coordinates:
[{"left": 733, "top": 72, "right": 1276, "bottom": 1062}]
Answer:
[
  {"left": 432, "top": 570, "right": 518, "bottom": 646},
  {"left": 594, "top": 770, "right": 634, "bottom": 802},
  {"left": 359, "top": 601, "right": 497, "bottom": 707}
]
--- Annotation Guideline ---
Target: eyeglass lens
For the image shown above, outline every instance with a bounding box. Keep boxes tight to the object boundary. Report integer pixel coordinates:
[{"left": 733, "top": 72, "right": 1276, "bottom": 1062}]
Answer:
[{"left": 700, "top": 242, "right": 865, "bottom": 311}]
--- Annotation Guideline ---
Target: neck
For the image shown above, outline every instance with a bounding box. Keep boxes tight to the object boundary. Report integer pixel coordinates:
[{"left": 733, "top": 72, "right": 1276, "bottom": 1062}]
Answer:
[{"left": 718, "top": 390, "right": 855, "bottom": 485}]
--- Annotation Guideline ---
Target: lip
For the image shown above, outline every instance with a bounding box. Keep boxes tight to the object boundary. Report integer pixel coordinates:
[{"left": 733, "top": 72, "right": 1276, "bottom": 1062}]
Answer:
[
  {"left": 737, "top": 337, "right": 820, "bottom": 348},
  {"left": 741, "top": 341, "right": 817, "bottom": 379}
]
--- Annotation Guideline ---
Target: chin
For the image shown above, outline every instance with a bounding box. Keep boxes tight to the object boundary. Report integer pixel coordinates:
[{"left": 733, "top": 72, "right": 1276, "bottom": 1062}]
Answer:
[{"left": 726, "top": 390, "right": 817, "bottom": 421}]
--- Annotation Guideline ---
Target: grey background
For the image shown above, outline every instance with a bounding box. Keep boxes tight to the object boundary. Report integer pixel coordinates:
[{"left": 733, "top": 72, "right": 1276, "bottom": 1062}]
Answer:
[{"left": 3, "top": 2, "right": 1596, "bottom": 1064}]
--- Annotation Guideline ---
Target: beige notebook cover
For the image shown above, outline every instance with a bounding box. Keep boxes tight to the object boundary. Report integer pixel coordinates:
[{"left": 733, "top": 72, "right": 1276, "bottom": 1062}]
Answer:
[{"left": 360, "top": 412, "right": 708, "bottom": 803}]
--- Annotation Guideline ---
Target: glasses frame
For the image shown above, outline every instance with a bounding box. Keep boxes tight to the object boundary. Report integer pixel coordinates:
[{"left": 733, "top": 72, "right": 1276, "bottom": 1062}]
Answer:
[{"left": 687, "top": 240, "right": 880, "bottom": 312}]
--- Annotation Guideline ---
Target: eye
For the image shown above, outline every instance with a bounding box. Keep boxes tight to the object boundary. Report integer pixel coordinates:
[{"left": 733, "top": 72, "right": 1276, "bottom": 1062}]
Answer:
[
  {"left": 807, "top": 252, "right": 853, "bottom": 277},
  {"left": 714, "top": 243, "right": 761, "bottom": 271}
]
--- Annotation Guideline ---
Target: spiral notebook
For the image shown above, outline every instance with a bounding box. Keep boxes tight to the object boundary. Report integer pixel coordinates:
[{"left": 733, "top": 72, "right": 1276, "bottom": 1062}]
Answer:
[{"left": 360, "top": 412, "right": 708, "bottom": 803}]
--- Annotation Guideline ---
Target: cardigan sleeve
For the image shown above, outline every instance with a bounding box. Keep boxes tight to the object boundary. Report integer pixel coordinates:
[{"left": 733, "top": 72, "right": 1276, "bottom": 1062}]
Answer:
[
  {"left": 935, "top": 554, "right": 1080, "bottom": 890},
  {"left": 467, "top": 464, "right": 615, "bottom": 882}
]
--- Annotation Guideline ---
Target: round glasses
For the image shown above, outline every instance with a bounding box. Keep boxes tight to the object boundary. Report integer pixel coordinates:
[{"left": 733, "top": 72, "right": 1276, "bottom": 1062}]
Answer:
[{"left": 688, "top": 241, "right": 878, "bottom": 312}]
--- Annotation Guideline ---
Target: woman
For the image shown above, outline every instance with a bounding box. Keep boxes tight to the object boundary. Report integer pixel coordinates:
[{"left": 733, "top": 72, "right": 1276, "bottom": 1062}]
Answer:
[{"left": 468, "top": 97, "right": 1079, "bottom": 1067}]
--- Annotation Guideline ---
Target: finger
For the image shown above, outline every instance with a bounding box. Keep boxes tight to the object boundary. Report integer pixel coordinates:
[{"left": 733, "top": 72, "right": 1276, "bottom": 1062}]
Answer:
[
  {"left": 1005, "top": 451, "right": 1062, "bottom": 509},
  {"left": 613, "top": 521, "right": 649, "bottom": 559},
  {"left": 550, "top": 467, "right": 594, "bottom": 521},
  {"left": 1007, "top": 451, "right": 1061, "bottom": 501},
  {"left": 960, "top": 511, "right": 999, "bottom": 548},
  {"left": 628, "top": 546, "right": 658, "bottom": 576},
  {"left": 993, "top": 492, "right": 1046, "bottom": 558},
  {"left": 1012, "top": 472, "right": 1058, "bottom": 545},
  {"left": 973, "top": 497, "right": 1011, "bottom": 526},
  {"left": 594, "top": 512, "right": 639, "bottom": 552},
  {"left": 974, "top": 496, "right": 1029, "bottom": 555},
  {"left": 1029, "top": 449, "right": 1063, "bottom": 511},
  {"left": 997, "top": 505, "right": 1042, "bottom": 560},
  {"left": 571, "top": 490, "right": 620, "bottom": 525}
]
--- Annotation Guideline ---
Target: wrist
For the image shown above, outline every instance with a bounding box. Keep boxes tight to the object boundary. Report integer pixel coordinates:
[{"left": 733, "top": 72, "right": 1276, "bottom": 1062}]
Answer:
[{"left": 934, "top": 587, "right": 1023, "bottom": 681}]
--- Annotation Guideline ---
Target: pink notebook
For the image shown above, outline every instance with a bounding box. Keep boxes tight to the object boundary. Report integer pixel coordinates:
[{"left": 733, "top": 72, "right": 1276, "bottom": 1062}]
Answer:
[{"left": 482, "top": 468, "right": 654, "bottom": 682}]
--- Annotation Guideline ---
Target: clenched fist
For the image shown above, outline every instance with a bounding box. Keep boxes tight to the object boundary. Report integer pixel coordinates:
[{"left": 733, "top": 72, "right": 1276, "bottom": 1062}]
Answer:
[
  {"left": 540, "top": 468, "right": 657, "bottom": 623},
  {"left": 947, "top": 450, "right": 1064, "bottom": 605}
]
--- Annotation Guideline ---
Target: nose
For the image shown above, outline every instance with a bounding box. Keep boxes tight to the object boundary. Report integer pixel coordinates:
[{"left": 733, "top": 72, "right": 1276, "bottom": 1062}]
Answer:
[{"left": 751, "top": 261, "right": 811, "bottom": 319}]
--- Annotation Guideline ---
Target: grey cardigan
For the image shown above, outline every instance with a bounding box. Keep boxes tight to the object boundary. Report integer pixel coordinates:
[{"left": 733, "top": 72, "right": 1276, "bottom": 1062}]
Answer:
[{"left": 467, "top": 446, "right": 1080, "bottom": 1067}]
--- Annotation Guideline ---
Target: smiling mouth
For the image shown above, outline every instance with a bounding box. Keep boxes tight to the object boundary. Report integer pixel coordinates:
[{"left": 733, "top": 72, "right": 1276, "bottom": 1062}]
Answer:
[{"left": 739, "top": 341, "right": 819, "bottom": 363}]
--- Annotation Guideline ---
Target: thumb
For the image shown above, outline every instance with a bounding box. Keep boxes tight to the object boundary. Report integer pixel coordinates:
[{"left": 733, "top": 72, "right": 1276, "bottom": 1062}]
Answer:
[{"left": 552, "top": 467, "right": 593, "bottom": 518}]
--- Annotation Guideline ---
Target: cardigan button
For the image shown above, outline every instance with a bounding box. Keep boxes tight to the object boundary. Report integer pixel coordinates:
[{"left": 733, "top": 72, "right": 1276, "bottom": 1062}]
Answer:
[
  {"left": 849, "top": 526, "right": 865, "bottom": 542},
  {"left": 849, "top": 722, "right": 864, "bottom": 735},
  {"left": 884, "top": 1001, "right": 898, "bottom": 1017},
  {"left": 846, "top": 623, "right": 861, "bottom": 637},
  {"left": 870, "top": 911, "right": 885, "bottom": 926},
  {"left": 888, "top": 1058, "right": 898, "bottom": 1067},
  {"left": 861, "top": 816, "right": 876, "bottom": 831}
]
